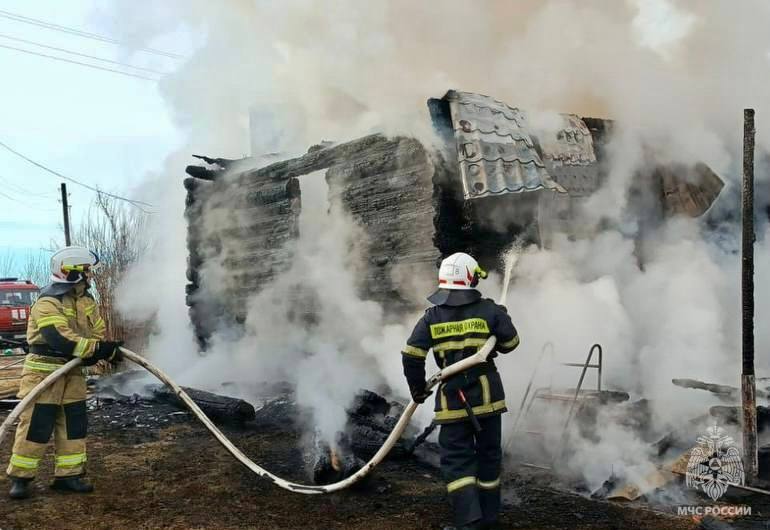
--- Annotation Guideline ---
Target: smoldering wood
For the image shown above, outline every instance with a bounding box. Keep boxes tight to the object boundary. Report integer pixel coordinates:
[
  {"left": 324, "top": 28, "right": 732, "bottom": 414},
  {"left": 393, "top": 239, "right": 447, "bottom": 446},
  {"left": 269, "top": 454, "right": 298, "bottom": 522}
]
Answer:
[
  {"left": 151, "top": 385, "right": 256, "bottom": 424},
  {"left": 192, "top": 154, "right": 242, "bottom": 169},
  {"left": 185, "top": 165, "right": 219, "bottom": 181},
  {"left": 308, "top": 389, "right": 439, "bottom": 484},
  {"left": 709, "top": 405, "right": 770, "bottom": 432},
  {"left": 672, "top": 377, "right": 769, "bottom": 401}
]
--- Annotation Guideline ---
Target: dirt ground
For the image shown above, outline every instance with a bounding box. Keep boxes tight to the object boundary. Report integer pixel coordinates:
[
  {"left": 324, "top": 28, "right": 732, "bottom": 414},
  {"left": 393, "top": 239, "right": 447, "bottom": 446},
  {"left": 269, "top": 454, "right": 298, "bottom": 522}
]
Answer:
[{"left": 0, "top": 397, "right": 750, "bottom": 530}]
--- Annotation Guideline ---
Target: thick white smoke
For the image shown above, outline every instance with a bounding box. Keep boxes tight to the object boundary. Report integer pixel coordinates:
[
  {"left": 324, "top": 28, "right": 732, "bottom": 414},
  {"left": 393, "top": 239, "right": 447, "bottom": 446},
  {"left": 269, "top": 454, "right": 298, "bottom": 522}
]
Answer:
[{"left": 103, "top": 0, "right": 770, "bottom": 488}]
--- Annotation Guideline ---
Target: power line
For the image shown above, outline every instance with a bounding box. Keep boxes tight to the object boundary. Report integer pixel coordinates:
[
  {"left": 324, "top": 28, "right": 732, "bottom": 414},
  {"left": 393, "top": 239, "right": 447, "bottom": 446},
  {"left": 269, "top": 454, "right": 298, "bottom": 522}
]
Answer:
[
  {"left": 0, "top": 188, "right": 56, "bottom": 212},
  {"left": 0, "top": 173, "right": 57, "bottom": 198},
  {"left": 0, "top": 9, "right": 183, "bottom": 59},
  {"left": 0, "top": 140, "right": 155, "bottom": 212},
  {"left": 0, "top": 42, "right": 159, "bottom": 81},
  {"left": 0, "top": 33, "right": 169, "bottom": 75}
]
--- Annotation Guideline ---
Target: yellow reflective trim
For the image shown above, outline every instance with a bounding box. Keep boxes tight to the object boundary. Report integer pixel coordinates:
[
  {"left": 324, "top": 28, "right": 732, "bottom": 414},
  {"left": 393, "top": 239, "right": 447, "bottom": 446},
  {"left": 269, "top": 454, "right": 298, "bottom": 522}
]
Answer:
[
  {"left": 401, "top": 345, "right": 427, "bottom": 359},
  {"left": 93, "top": 318, "right": 105, "bottom": 328},
  {"left": 477, "top": 477, "right": 500, "bottom": 490},
  {"left": 85, "top": 305, "right": 96, "bottom": 316},
  {"left": 434, "top": 400, "right": 507, "bottom": 422},
  {"left": 37, "top": 315, "right": 68, "bottom": 328},
  {"left": 440, "top": 386, "right": 448, "bottom": 411},
  {"left": 10, "top": 454, "right": 40, "bottom": 469},
  {"left": 62, "top": 308, "right": 76, "bottom": 317},
  {"left": 430, "top": 318, "right": 489, "bottom": 339},
  {"left": 433, "top": 337, "right": 488, "bottom": 353},
  {"left": 479, "top": 375, "right": 491, "bottom": 406},
  {"left": 24, "top": 359, "right": 66, "bottom": 373},
  {"left": 55, "top": 453, "right": 87, "bottom": 467},
  {"left": 499, "top": 336, "right": 520, "bottom": 349},
  {"left": 447, "top": 476, "right": 477, "bottom": 493},
  {"left": 73, "top": 338, "right": 94, "bottom": 358}
]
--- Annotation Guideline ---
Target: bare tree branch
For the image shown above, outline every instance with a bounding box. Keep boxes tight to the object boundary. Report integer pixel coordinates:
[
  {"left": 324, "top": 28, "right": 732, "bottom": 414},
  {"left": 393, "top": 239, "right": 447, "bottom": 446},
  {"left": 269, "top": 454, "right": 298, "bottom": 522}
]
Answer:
[{"left": 73, "top": 192, "right": 148, "bottom": 342}]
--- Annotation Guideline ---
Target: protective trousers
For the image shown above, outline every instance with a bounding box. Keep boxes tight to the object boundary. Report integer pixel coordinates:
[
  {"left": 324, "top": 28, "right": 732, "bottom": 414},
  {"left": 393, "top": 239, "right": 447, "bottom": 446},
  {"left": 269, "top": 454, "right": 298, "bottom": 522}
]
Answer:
[
  {"left": 6, "top": 371, "right": 88, "bottom": 479},
  {"left": 439, "top": 415, "right": 502, "bottom": 527}
]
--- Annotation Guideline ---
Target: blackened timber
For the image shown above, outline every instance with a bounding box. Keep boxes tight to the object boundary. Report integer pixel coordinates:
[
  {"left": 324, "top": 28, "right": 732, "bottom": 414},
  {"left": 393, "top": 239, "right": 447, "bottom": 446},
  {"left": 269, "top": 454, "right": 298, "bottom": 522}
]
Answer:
[
  {"left": 742, "top": 107, "right": 758, "bottom": 482},
  {"left": 326, "top": 136, "right": 439, "bottom": 308},
  {"left": 151, "top": 385, "right": 256, "bottom": 424},
  {"left": 672, "top": 378, "right": 769, "bottom": 400},
  {"left": 244, "top": 134, "right": 389, "bottom": 182}
]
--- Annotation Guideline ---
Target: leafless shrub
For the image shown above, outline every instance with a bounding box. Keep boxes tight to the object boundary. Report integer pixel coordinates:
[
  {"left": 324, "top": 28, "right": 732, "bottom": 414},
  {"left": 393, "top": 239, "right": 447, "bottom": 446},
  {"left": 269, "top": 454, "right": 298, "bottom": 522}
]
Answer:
[
  {"left": 19, "top": 251, "right": 49, "bottom": 288},
  {"left": 0, "top": 251, "right": 16, "bottom": 278},
  {"left": 73, "top": 193, "right": 149, "bottom": 343}
]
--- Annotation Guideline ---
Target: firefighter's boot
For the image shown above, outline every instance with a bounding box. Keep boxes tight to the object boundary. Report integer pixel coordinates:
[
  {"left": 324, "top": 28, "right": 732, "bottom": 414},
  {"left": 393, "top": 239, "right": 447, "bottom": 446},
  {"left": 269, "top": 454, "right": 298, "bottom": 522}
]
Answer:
[
  {"left": 51, "top": 476, "right": 93, "bottom": 493},
  {"left": 9, "top": 477, "right": 32, "bottom": 499}
]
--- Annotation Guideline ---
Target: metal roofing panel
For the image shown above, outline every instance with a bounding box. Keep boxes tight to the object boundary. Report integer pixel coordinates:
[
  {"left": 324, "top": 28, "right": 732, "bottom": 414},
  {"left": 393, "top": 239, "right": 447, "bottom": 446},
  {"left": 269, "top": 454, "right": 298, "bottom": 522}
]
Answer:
[
  {"left": 444, "top": 90, "right": 566, "bottom": 200},
  {"left": 538, "top": 113, "right": 598, "bottom": 166}
]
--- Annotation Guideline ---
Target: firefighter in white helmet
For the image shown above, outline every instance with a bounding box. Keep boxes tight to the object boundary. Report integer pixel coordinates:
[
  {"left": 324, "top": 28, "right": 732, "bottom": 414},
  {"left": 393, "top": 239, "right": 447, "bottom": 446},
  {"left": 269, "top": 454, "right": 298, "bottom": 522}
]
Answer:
[
  {"left": 401, "top": 252, "right": 520, "bottom": 530},
  {"left": 6, "top": 246, "right": 122, "bottom": 499}
]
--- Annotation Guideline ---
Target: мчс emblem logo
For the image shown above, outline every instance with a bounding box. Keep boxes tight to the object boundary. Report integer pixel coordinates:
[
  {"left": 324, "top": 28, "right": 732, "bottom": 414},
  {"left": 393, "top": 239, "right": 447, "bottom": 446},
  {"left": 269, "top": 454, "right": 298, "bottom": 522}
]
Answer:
[{"left": 685, "top": 425, "right": 744, "bottom": 501}]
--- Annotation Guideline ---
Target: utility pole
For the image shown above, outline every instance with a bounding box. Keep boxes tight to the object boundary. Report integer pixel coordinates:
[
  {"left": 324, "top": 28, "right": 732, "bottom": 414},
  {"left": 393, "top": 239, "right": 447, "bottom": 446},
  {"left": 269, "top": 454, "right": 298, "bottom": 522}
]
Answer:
[
  {"left": 741, "top": 108, "right": 758, "bottom": 483},
  {"left": 60, "top": 183, "right": 71, "bottom": 246}
]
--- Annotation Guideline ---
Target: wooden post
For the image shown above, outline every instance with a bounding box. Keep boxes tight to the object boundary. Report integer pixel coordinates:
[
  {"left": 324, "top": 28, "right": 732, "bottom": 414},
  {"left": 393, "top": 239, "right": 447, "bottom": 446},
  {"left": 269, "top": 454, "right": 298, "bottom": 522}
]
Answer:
[
  {"left": 60, "top": 183, "right": 71, "bottom": 246},
  {"left": 741, "top": 108, "right": 758, "bottom": 483}
]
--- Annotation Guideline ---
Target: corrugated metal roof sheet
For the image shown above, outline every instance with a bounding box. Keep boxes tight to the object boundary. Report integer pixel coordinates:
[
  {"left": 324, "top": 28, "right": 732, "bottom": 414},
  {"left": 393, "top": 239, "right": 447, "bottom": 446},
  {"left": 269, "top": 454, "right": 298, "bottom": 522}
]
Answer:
[
  {"left": 539, "top": 113, "right": 603, "bottom": 197},
  {"left": 443, "top": 90, "right": 567, "bottom": 200}
]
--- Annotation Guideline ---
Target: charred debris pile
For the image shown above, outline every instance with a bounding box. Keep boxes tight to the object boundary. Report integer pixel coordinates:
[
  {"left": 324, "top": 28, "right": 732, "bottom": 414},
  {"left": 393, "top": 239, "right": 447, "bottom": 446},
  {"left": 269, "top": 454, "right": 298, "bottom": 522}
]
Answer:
[
  {"left": 182, "top": 90, "right": 723, "bottom": 348},
  {"left": 89, "top": 372, "right": 436, "bottom": 485}
]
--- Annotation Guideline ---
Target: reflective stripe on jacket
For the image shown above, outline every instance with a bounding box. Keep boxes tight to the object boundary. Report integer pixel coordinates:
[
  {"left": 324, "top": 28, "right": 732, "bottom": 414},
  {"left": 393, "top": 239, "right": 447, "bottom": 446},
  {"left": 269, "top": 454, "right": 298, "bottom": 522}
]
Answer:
[
  {"left": 401, "top": 296, "right": 519, "bottom": 424},
  {"left": 26, "top": 289, "right": 104, "bottom": 360}
]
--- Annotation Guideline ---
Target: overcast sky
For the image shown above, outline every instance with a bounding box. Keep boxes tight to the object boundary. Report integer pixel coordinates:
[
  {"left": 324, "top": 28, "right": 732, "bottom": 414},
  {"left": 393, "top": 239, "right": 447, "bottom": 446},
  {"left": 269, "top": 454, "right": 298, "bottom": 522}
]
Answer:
[{"left": 0, "top": 0, "right": 186, "bottom": 272}]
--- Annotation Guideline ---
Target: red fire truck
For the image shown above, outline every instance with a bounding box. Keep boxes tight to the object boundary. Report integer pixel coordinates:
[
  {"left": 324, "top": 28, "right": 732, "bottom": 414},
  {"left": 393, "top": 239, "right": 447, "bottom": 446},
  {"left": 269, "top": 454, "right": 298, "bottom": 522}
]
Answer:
[{"left": 0, "top": 278, "right": 40, "bottom": 350}]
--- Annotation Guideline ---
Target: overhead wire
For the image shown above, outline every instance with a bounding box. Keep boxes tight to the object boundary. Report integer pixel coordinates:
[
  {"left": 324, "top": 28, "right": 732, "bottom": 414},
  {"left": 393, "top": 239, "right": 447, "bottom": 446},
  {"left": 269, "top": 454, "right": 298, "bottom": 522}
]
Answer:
[
  {"left": 0, "top": 9, "right": 183, "bottom": 59},
  {"left": 0, "top": 174, "right": 57, "bottom": 198},
  {"left": 0, "top": 33, "right": 169, "bottom": 76},
  {"left": 0, "top": 188, "right": 56, "bottom": 212},
  {"left": 0, "top": 42, "right": 159, "bottom": 81},
  {"left": 0, "top": 140, "right": 155, "bottom": 213}
]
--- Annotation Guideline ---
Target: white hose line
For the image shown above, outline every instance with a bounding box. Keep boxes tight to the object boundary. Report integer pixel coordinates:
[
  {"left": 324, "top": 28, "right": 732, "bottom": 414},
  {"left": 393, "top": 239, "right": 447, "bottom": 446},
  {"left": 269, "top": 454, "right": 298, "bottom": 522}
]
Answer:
[
  {"left": 0, "top": 357, "right": 82, "bottom": 444},
  {"left": 120, "top": 341, "right": 496, "bottom": 493},
  {"left": 0, "top": 339, "right": 496, "bottom": 494}
]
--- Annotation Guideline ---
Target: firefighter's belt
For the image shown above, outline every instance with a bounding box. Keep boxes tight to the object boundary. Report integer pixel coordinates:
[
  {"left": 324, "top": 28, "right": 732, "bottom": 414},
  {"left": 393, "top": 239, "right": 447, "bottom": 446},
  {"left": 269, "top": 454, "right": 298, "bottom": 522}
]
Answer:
[{"left": 29, "top": 344, "right": 60, "bottom": 356}]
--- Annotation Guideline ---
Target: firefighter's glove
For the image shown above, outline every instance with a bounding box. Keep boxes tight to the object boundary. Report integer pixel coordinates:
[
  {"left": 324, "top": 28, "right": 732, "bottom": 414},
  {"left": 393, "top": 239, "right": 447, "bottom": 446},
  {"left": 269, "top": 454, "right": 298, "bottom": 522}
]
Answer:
[
  {"left": 411, "top": 387, "right": 433, "bottom": 404},
  {"left": 94, "top": 341, "right": 124, "bottom": 362}
]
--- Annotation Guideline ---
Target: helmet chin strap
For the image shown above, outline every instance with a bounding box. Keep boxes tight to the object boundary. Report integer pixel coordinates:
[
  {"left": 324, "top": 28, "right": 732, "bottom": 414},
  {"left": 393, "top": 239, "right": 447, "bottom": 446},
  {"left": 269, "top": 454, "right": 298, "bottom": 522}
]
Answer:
[{"left": 73, "top": 281, "right": 88, "bottom": 296}]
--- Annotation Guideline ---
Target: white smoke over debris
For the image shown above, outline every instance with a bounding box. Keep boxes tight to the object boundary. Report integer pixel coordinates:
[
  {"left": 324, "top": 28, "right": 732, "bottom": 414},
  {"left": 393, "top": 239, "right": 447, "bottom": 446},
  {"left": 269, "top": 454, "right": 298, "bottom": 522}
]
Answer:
[{"left": 103, "top": 0, "right": 770, "bottom": 487}]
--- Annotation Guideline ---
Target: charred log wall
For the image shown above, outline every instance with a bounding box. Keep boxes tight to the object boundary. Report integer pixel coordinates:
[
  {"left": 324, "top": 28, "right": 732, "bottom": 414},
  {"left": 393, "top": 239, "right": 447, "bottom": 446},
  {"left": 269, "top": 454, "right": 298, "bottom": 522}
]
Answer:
[
  {"left": 184, "top": 169, "right": 301, "bottom": 348},
  {"left": 326, "top": 136, "right": 440, "bottom": 310},
  {"left": 185, "top": 135, "right": 451, "bottom": 346}
]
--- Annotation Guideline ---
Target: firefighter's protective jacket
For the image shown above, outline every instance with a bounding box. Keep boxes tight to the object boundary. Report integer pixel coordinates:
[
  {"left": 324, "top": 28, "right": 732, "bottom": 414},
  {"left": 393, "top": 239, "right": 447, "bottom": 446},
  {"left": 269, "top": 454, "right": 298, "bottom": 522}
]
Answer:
[
  {"left": 402, "top": 295, "right": 519, "bottom": 424},
  {"left": 24, "top": 285, "right": 106, "bottom": 370}
]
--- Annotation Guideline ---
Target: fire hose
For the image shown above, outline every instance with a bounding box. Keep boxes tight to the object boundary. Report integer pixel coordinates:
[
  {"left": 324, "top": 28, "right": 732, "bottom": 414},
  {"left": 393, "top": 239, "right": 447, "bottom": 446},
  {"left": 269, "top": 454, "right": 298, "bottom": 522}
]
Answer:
[{"left": 0, "top": 338, "right": 496, "bottom": 494}]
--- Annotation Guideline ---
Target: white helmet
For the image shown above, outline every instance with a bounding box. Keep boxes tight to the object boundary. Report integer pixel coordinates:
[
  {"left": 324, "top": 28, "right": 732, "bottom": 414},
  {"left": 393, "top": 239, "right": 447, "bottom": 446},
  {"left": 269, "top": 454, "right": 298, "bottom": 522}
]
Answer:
[
  {"left": 50, "top": 246, "right": 100, "bottom": 284},
  {"left": 436, "top": 252, "right": 487, "bottom": 290}
]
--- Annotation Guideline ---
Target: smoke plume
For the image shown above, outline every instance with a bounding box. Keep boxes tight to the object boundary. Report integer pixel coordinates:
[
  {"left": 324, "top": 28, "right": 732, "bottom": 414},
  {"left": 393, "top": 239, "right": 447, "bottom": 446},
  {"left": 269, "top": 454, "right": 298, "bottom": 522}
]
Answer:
[{"left": 104, "top": 0, "right": 770, "bottom": 488}]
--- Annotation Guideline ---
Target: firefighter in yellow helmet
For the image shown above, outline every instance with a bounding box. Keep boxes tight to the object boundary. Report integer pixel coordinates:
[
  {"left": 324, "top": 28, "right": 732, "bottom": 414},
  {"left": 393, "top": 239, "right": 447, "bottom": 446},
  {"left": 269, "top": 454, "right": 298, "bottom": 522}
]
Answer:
[
  {"left": 6, "top": 246, "right": 122, "bottom": 499},
  {"left": 401, "top": 253, "right": 520, "bottom": 530}
]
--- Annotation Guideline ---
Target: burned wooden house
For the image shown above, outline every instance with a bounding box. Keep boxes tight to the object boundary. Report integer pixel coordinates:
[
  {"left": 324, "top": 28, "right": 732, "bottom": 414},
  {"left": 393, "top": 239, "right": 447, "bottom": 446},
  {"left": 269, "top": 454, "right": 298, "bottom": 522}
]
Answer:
[{"left": 183, "top": 90, "right": 723, "bottom": 346}]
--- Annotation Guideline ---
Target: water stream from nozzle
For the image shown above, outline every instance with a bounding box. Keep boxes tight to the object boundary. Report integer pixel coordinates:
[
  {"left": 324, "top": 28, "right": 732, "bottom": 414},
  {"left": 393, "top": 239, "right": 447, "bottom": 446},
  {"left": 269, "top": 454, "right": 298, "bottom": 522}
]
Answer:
[{"left": 499, "top": 243, "right": 522, "bottom": 307}]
